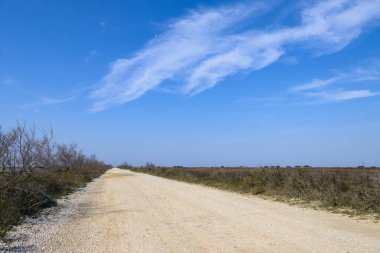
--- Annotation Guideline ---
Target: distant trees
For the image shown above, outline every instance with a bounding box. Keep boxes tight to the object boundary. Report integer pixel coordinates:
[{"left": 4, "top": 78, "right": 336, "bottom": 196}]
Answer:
[
  {"left": 145, "top": 162, "right": 156, "bottom": 168},
  {"left": 119, "top": 162, "right": 132, "bottom": 168}
]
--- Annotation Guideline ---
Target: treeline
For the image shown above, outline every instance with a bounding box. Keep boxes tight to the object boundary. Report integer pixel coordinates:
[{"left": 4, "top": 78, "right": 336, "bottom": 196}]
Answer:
[
  {"left": 124, "top": 165, "right": 380, "bottom": 215},
  {"left": 0, "top": 123, "right": 110, "bottom": 237}
]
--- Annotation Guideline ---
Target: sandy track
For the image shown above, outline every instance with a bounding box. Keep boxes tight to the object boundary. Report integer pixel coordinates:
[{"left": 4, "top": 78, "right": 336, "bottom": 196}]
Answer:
[{"left": 2, "top": 168, "right": 380, "bottom": 253}]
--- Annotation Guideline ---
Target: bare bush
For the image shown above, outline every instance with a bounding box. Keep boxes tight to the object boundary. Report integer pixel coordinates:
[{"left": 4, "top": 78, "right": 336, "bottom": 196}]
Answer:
[{"left": 0, "top": 123, "right": 110, "bottom": 237}]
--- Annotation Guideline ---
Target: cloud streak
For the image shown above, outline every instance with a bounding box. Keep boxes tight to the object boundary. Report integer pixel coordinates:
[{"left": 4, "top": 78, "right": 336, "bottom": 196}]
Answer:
[
  {"left": 41, "top": 96, "right": 77, "bottom": 106},
  {"left": 84, "top": 50, "right": 97, "bottom": 65},
  {"left": 0, "top": 78, "right": 16, "bottom": 87},
  {"left": 307, "top": 90, "right": 380, "bottom": 101},
  {"left": 92, "top": 0, "right": 380, "bottom": 111},
  {"left": 291, "top": 76, "right": 344, "bottom": 92},
  {"left": 21, "top": 96, "right": 77, "bottom": 111},
  {"left": 290, "top": 59, "right": 380, "bottom": 103}
]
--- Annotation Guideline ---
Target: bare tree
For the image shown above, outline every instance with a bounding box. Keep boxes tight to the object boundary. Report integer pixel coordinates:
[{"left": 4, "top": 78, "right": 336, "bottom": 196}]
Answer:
[{"left": 0, "top": 123, "right": 39, "bottom": 189}]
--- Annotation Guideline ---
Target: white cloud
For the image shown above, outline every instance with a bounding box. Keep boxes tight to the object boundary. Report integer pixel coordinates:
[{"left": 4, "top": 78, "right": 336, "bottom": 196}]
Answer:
[
  {"left": 307, "top": 90, "right": 380, "bottom": 101},
  {"left": 91, "top": 3, "right": 263, "bottom": 111},
  {"left": 92, "top": 0, "right": 380, "bottom": 111}
]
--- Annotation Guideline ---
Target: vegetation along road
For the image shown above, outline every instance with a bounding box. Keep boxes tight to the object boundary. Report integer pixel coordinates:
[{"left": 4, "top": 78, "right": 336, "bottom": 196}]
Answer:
[{"left": 2, "top": 168, "right": 380, "bottom": 252}]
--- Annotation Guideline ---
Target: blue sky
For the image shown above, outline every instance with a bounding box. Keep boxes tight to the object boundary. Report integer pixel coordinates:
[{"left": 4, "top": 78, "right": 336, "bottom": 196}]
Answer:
[{"left": 1, "top": 0, "right": 380, "bottom": 166}]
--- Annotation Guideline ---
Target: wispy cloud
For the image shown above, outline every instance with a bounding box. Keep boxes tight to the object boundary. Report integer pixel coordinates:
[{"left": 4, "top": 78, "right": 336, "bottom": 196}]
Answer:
[
  {"left": 0, "top": 78, "right": 16, "bottom": 87},
  {"left": 290, "top": 59, "right": 380, "bottom": 103},
  {"left": 91, "top": 2, "right": 263, "bottom": 111},
  {"left": 99, "top": 20, "right": 107, "bottom": 34},
  {"left": 292, "top": 59, "right": 380, "bottom": 93},
  {"left": 21, "top": 96, "right": 77, "bottom": 111},
  {"left": 41, "top": 96, "right": 77, "bottom": 106},
  {"left": 307, "top": 90, "right": 380, "bottom": 102},
  {"left": 351, "top": 59, "right": 380, "bottom": 82},
  {"left": 92, "top": 0, "right": 380, "bottom": 111},
  {"left": 291, "top": 76, "right": 344, "bottom": 92},
  {"left": 84, "top": 50, "right": 98, "bottom": 65},
  {"left": 99, "top": 21, "right": 106, "bottom": 28}
]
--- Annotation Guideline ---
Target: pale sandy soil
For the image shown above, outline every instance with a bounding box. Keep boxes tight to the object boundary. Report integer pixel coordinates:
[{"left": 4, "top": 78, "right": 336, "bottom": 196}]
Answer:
[{"left": 1, "top": 168, "right": 380, "bottom": 253}]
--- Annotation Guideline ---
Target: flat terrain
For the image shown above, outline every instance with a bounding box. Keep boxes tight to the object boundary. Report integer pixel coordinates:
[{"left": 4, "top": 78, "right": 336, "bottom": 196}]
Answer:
[{"left": 2, "top": 168, "right": 380, "bottom": 252}]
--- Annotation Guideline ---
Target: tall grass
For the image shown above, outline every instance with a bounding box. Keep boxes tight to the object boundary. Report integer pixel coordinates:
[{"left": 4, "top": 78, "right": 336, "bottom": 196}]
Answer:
[{"left": 124, "top": 165, "right": 380, "bottom": 215}]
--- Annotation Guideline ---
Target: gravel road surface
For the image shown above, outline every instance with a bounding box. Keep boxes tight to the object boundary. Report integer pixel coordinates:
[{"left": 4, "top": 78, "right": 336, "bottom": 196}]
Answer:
[{"left": 1, "top": 168, "right": 379, "bottom": 252}]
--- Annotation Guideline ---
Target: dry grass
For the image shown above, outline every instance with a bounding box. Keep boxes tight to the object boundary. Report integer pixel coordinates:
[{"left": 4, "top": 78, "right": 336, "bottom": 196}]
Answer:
[{"left": 124, "top": 165, "right": 380, "bottom": 216}]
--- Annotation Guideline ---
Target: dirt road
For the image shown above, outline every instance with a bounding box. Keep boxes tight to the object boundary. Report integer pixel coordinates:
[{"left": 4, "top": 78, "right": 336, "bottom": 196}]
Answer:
[{"left": 2, "top": 168, "right": 380, "bottom": 252}]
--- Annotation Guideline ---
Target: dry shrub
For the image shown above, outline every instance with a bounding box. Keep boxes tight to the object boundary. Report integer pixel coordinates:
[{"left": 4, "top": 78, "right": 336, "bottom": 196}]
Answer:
[
  {"left": 0, "top": 123, "right": 110, "bottom": 237},
  {"left": 126, "top": 166, "right": 380, "bottom": 214}
]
